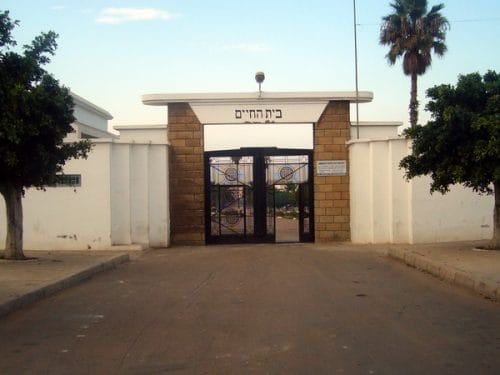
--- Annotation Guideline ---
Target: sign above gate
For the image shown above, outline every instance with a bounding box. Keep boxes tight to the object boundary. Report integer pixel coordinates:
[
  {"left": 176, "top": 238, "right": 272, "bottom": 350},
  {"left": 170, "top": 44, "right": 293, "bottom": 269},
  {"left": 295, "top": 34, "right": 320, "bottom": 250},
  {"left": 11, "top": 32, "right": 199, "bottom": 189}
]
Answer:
[
  {"left": 142, "top": 91, "right": 373, "bottom": 125},
  {"left": 190, "top": 102, "right": 329, "bottom": 124}
]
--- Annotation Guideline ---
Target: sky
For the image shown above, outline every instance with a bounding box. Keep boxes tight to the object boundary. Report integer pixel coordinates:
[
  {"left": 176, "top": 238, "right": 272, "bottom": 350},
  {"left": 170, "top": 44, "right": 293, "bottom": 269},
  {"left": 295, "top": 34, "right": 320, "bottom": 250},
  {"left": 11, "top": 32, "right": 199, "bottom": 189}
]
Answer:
[{"left": 2, "top": 0, "right": 499, "bottom": 148}]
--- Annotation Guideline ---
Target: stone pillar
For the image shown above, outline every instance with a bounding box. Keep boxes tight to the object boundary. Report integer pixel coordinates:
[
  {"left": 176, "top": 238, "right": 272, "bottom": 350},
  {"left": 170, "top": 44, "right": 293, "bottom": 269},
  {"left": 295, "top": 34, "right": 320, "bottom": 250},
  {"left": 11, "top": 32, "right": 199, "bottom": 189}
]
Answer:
[
  {"left": 167, "top": 103, "right": 205, "bottom": 245},
  {"left": 314, "top": 101, "right": 351, "bottom": 242}
]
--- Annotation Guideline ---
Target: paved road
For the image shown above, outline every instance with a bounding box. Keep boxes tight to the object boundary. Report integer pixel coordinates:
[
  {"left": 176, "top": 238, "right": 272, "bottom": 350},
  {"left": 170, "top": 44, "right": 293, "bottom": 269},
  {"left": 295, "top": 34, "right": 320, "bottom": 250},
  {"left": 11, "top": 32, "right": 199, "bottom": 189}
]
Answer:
[{"left": 0, "top": 244, "right": 498, "bottom": 374}]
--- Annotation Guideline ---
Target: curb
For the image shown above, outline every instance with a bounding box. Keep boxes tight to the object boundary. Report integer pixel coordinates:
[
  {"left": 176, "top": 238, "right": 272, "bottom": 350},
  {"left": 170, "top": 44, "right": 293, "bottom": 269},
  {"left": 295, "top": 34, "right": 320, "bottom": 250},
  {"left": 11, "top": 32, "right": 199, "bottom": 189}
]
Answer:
[
  {"left": 387, "top": 248, "right": 498, "bottom": 301},
  {"left": 0, "top": 254, "right": 130, "bottom": 319}
]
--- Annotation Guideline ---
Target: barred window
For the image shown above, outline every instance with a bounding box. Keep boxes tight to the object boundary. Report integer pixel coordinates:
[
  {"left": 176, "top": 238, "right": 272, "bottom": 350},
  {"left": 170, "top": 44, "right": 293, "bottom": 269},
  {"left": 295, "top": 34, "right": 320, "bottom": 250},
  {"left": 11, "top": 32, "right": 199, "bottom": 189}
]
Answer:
[{"left": 50, "top": 174, "right": 81, "bottom": 187}]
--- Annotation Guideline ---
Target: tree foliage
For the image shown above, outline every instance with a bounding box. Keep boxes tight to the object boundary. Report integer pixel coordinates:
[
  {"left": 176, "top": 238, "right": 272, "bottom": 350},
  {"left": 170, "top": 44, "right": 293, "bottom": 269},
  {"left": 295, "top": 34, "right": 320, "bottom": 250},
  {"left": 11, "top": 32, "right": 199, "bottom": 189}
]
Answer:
[
  {"left": 400, "top": 71, "right": 500, "bottom": 247},
  {"left": 0, "top": 10, "right": 92, "bottom": 259},
  {"left": 380, "top": 0, "right": 449, "bottom": 127},
  {"left": 401, "top": 71, "right": 500, "bottom": 192}
]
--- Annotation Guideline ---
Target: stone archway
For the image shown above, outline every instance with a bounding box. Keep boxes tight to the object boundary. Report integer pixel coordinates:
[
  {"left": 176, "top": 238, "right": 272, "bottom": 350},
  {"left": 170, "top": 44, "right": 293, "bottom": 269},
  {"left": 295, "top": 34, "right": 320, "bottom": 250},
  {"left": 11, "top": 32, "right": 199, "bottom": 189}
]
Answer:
[{"left": 143, "top": 91, "right": 372, "bottom": 245}]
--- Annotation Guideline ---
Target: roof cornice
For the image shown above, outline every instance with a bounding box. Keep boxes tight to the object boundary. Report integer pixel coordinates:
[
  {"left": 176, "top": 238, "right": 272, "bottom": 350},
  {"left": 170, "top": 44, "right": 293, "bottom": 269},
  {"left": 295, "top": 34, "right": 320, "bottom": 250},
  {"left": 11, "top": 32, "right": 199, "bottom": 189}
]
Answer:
[
  {"left": 142, "top": 91, "right": 373, "bottom": 106},
  {"left": 71, "top": 91, "right": 113, "bottom": 120}
]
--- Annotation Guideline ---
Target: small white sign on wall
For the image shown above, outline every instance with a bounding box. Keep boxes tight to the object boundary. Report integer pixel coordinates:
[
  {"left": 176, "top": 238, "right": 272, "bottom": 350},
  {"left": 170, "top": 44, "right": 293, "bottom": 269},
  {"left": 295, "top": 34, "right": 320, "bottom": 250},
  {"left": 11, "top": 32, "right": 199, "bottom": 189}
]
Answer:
[{"left": 316, "top": 160, "right": 347, "bottom": 176}]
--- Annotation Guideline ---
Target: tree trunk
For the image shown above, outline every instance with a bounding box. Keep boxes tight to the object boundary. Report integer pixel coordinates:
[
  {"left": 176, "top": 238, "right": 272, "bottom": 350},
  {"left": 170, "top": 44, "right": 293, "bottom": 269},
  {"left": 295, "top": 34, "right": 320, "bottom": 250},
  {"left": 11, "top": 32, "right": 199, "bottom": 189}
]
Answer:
[
  {"left": 1, "top": 184, "right": 25, "bottom": 260},
  {"left": 493, "top": 180, "right": 500, "bottom": 249},
  {"left": 409, "top": 72, "right": 419, "bottom": 128}
]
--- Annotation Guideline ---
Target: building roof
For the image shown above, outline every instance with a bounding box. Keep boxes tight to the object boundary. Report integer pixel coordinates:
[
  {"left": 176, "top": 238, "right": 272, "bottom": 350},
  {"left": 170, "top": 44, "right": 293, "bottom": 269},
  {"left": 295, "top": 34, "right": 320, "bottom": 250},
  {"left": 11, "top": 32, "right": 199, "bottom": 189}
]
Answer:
[{"left": 71, "top": 91, "right": 113, "bottom": 120}]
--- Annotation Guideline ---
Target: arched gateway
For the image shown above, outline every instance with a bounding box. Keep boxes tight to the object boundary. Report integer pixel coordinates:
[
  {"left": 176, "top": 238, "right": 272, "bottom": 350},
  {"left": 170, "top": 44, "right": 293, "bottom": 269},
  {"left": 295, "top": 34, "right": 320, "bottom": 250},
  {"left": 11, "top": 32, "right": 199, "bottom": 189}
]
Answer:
[{"left": 143, "top": 91, "right": 373, "bottom": 245}]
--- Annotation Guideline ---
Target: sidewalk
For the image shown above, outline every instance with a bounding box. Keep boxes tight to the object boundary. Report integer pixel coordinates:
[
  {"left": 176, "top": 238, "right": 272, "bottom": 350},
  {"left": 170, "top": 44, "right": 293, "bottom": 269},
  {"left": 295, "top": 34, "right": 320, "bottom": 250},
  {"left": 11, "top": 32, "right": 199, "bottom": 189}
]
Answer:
[
  {"left": 0, "top": 251, "right": 129, "bottom": 318},
  {"left": 384, "top": 241, "right": 500, "bottom": 301}
]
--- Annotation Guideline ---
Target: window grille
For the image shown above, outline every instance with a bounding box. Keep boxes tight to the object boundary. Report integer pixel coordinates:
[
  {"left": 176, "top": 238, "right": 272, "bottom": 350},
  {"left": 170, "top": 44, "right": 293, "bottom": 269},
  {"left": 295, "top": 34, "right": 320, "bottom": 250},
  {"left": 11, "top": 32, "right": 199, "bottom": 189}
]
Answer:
[{"left": 49, "top": 174, "right": 81, "bottom": 187}]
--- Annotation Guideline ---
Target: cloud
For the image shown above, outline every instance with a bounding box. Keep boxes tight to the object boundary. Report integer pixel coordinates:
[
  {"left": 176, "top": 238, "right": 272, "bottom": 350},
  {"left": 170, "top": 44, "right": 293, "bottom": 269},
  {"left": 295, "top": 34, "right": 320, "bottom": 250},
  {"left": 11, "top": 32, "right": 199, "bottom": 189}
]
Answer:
[
  {"left": 222, "top": 43, "right": 272, "bottom": 52},
  {"left": 51, "top": 5, "right": 66, "bottom": 11},
  {"left": 96, "top": 8, "right": 175, "bottom": 25}
]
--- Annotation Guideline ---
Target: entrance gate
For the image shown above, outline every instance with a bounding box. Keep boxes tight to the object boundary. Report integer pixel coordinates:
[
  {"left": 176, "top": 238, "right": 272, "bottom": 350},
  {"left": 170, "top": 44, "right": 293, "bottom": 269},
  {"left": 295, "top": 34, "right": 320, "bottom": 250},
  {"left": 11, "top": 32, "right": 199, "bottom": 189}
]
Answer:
[
  {"left": 205, "top": 148, "right": 314, "bottom": 244},
  {"left": 142, "top": 92, "right": 367, "bottom": 244}
]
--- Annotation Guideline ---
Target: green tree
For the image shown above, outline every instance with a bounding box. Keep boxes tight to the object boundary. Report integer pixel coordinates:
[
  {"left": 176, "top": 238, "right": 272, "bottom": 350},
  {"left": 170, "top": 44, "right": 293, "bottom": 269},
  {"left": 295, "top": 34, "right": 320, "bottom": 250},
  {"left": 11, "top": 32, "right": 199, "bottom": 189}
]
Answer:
[
  {"left": 400, "top": 71, "right": 500, "bottom": 248},
  {"left": 380, "top": 0, "right": 449, "bottom": 128},
  {"left": 0, "top": 11, "right": 91, "bottom": 260}
]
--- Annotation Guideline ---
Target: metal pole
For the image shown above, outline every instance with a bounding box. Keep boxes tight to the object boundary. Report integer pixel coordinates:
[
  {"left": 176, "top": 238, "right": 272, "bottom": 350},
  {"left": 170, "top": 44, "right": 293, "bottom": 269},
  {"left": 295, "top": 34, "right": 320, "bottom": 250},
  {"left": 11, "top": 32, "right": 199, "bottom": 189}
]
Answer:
[{"left": 353, "top": 0, "right": 360, "bottom": 139}]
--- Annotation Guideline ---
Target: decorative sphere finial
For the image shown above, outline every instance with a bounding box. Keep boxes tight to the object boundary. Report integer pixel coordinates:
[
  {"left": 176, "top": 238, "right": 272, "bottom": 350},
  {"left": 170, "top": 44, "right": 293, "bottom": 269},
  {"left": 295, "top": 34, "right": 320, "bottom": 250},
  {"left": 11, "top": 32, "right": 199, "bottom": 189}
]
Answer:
[
  {"left": 255, "top": 71, "right": 265, "bottom": 84},
  {"left": 255, "top": 72, "right": 265, "bottom": 96}
]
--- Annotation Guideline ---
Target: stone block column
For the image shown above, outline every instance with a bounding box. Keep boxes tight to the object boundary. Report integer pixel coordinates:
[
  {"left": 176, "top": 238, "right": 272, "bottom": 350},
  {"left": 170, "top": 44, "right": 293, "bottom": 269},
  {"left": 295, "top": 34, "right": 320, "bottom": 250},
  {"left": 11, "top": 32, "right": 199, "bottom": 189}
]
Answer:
[
  {"left": 167, "top": 103, "right": 205, "bottom": 245},
  {"left": 314, "top": 101, "right": 351, "bottom": 241}
]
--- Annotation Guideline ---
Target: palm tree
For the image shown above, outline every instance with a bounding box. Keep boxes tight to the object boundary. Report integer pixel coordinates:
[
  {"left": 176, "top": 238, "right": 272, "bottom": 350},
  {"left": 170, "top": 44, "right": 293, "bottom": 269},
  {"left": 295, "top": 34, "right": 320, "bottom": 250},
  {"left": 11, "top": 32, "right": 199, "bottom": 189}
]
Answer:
[{"left": 380, "top": 0, "right": 449, "bottom": 128}]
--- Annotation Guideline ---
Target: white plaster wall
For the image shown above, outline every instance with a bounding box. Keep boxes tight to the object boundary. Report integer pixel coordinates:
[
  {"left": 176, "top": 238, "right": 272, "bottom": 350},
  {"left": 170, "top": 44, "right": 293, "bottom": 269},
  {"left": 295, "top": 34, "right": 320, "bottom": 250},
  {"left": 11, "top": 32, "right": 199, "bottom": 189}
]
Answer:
[
  {"left": 388, "top": 140, "right": 411, "bottom": 243},
  {"left": 148, "top": 145, "right": 170, "bottom": 247},
  {"left": 370, "top": 141, "right": 391, "bottom": 242},
  {"left": 76, "top": 122, "right": 117, "bottom": 139},
  {"left": 349, "top": 138, "right": 493, "bottom": 244},
  {"left": 130, "top": 144, "right": 150, "bottom": 244},
  {"left": 73, "top": 105, "right": 109, "bottom": 132},
  {"left": 349, "top": 139, "right": 409, "bottom": 243},
  {"left": 411, "top": 176, "right": 493, "bottom": 242},
  {"left": 114, "top": 125, "right": 167, "bottom": 143},
  {"left": 0, "top": 143, "right": 113, "bottom": 250},
  {"left": 350, "top": 122, "right": 401, "bottom": 140},
  {"left": 1, "top": 140, "right": 170, "bottom": 251},
  {"left": 110, "top": 143, "right": 132, "bottom": 245},
  {"left": 349, "top": 141, "right": 373, "bottom": 243},
  {"left": 109, "top": 141, "right": 170, "bottom": 248}
]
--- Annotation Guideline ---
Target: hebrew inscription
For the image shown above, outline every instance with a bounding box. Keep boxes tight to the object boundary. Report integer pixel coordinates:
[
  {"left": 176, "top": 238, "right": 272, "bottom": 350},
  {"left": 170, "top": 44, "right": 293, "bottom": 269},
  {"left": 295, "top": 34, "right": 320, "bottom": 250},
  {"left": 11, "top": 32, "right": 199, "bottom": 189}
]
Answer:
[{"left": 234, "top": 108, "right": 283, "bottom": 121}]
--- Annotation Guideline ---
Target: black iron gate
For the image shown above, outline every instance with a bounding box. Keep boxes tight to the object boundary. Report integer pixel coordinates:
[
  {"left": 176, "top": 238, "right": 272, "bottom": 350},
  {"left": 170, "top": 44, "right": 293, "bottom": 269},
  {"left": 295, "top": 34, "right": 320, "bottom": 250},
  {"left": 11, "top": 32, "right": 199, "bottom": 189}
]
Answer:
[{"left": 204, "top": 147, "right": 314, "bottom": 244}]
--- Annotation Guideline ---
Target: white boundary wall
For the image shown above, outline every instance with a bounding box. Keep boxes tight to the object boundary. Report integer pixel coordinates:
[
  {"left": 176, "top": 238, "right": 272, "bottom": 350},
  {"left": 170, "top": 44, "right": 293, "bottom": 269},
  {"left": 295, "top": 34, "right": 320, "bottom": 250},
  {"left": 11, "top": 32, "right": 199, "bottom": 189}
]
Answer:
[
  {"left": 0, "top": 139, "right": 170, "bottom": 250},
  {"left": 349, "top": 138, "right": 493, "bottom": 243}
]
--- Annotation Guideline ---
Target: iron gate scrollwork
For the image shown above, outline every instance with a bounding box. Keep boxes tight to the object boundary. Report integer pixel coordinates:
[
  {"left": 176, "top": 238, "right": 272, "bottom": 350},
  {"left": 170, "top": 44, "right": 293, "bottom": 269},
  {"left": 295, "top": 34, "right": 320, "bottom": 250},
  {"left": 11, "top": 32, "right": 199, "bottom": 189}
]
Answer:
[{"left": 205, "top": 148, "right": 314, "bottom": 244}]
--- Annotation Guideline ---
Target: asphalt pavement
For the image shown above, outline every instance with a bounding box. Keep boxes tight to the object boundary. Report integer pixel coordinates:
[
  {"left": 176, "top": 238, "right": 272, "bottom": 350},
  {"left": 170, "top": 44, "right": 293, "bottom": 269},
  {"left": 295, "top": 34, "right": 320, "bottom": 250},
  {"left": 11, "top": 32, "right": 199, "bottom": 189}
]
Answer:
[
  {"left": 0, "top": 243, "right": 498, "bottom": 374},
  {"left": 1, "top": 241, "right": 498, "bottom": 320}
]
